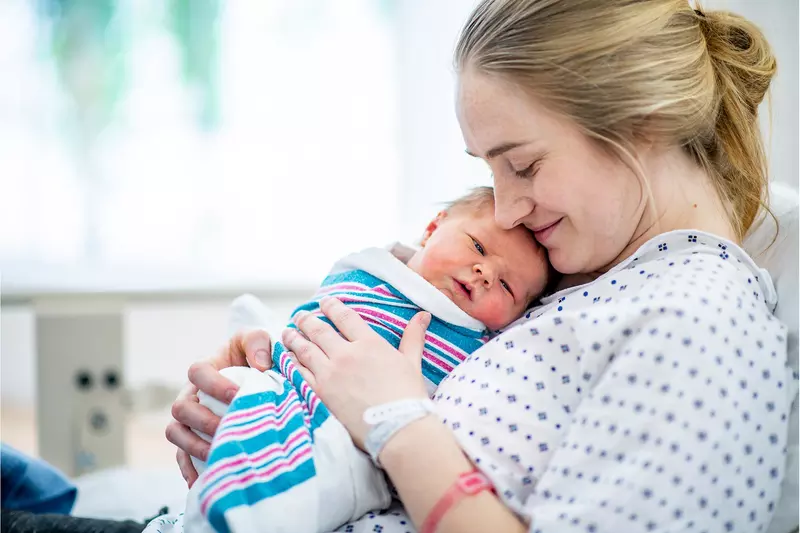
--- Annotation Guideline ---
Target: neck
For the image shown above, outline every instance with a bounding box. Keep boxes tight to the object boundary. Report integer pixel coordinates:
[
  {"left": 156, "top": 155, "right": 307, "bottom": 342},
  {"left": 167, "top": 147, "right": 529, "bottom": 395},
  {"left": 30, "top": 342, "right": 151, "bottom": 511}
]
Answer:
[
  {"left": 605, "top": 146, "right": 736, "bottom": 273},
  {"left": 555, "top": 147, "right": 738, "bottom": 290}
]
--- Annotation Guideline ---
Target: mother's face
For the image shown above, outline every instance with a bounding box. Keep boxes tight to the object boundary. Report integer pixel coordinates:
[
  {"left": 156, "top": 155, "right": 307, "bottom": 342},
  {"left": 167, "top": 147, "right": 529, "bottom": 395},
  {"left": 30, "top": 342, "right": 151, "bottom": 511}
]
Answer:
[{"left": 456, "top": 70, "right": 645, "bottom": 275}]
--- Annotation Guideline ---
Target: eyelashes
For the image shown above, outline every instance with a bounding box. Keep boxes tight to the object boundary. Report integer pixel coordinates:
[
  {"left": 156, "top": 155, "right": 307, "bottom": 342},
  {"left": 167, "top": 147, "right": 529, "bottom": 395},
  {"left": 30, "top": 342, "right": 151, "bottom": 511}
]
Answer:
[{"left": 515, "top": 160, "right": 540, "bottom": 179}]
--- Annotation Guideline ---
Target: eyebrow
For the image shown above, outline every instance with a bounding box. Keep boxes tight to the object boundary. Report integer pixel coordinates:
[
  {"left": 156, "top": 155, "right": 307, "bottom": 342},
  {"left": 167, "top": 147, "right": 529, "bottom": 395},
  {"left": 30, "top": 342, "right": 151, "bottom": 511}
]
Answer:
[{"left": 465, "top": 141, "right": 527, "bottom": 160}]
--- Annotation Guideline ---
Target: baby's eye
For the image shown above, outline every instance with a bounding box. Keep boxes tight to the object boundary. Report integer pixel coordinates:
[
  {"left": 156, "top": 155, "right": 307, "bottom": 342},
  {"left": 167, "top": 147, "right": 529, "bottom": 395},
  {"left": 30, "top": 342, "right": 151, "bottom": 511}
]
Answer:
[
  {"left": 472, "top": 238, "right": 485, "bottom": 255},
  {"left": 501, "top": 280, "right": 513, "bottom": 296}
]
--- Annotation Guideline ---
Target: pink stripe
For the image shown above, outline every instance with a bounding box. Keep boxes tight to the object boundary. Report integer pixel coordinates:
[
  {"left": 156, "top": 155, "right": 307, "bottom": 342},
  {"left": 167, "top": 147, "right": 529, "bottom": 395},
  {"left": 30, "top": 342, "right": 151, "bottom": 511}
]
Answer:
[
  {"left": 358, "top": 314, "right": 456, "bottom": 374},
  {"left": 278, "top": 345, "right": 320, "bottom": 415},
  {"left": 423, "top": 331, "right": 469, "bottom": 362},
  {"left": 359, "top": 315, "right": 400, "bottom": 336},
  {"left": 201, "top": 444, "right": 313, "bottom": 514},
  {"left": 423, "top": 349, "right": 454, "bottom": 372},
  {"left": 351, "top": 306, "right": 407, "bottom": 329},
  {"left": 354, "top": 306, "right": 467, "bottom": 362},
  {"left": 222, "top": 393, "right": 294, "bottom": 425},
  {"left": 315, "top": 283, "right": 369, "bottom": 295},
  {"left": 302, "top": 387, "right": 317, "bottom": 409},
  {"left": 372, "top": 286, "right": 401, "bottom": 299},
  {"left": 334, "top": 294, "right": 415, "bottom": 309},
  {"left": 202, "top": 428, "right": 309, "bottom": 492},
  {"left": 308, "top": 392, "right": 320, "bottom": 413},
  {"left": 216, "top": 403, "right": 304, "bottom": 442},
  {"left": 331, "top": 295, "right": 391, "bottom": 308}
]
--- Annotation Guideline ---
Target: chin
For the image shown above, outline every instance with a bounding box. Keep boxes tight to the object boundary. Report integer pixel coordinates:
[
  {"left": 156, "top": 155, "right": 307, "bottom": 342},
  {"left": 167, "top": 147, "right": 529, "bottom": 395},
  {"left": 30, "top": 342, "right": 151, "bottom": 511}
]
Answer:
[{"left": 548, "top": 248, "right": 584, "bottom": 275}]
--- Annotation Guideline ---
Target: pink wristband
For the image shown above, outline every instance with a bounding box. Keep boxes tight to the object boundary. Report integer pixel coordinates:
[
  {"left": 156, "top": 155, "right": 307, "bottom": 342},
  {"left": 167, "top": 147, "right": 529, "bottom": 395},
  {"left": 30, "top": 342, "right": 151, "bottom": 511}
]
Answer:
[{"left": 420, "top": 469, "right": 494, "bottom": 533}]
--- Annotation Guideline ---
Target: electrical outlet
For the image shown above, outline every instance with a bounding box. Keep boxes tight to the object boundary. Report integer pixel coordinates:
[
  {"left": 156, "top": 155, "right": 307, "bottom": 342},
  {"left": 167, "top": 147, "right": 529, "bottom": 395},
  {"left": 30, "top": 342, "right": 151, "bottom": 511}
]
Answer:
[{"left": 36, "top": 312, "right": 126, "bottom": 476}]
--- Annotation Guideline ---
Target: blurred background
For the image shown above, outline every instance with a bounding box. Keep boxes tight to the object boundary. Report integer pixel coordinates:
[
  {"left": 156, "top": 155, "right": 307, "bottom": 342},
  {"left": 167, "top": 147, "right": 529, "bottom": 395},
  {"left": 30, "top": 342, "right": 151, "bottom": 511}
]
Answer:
[{"left": 0, "top": 0, "right": 797, "bottom": 515}]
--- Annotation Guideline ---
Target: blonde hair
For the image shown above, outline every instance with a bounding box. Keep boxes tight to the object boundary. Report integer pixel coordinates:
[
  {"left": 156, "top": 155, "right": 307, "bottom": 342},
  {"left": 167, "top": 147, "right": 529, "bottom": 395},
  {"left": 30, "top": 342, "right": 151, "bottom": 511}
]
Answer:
[
  {"left": 445, "top": 185, "right": 495, "bottom": 215},
  {"left": 454, "top": 0, "right": 777, "bottom": 240}
]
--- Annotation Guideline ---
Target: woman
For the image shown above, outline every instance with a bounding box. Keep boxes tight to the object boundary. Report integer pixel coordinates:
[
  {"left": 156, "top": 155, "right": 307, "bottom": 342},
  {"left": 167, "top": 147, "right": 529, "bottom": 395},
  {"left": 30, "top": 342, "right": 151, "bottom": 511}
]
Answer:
[{"left": 167, "top": 1, "right": 791, "bottom": 531}]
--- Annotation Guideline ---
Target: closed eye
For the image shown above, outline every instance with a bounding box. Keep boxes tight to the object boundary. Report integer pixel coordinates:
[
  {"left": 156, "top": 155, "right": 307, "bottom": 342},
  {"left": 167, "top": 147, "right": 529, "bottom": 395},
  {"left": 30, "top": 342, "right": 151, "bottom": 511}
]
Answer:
[
  {"left": 514, "top": 157, "right": 543, "bottom": 179},
  {"left": 515, "top": 163, "right": 536, "bottom": 179},
  {"left": 472, "top": 238, "right": 485, "bottom": 255}
]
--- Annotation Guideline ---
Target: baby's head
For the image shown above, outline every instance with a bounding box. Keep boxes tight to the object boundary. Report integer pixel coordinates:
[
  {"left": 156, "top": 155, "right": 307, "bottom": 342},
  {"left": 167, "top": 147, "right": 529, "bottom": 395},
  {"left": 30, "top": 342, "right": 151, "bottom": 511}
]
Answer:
[{"left": 407, "top": 187, "right": 550, "bottom": 330}]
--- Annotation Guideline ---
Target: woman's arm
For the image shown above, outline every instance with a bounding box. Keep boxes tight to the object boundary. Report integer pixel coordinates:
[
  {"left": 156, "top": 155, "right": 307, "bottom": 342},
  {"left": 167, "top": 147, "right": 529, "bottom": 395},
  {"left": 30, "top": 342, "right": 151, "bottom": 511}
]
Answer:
[
  {"left": 379, "top": 416, "right": 526, "bottom": 533},
  {"left": 283, "top": 297, "right": 528, "bottom": 533}
]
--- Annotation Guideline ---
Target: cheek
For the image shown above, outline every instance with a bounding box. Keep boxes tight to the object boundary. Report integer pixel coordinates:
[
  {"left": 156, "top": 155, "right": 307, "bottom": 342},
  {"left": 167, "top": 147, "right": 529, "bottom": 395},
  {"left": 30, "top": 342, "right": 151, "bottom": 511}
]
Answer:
[
  {"left": 418, "top": 241, "right": 458, "bottom": 277},
  {"left": 473, "top": 293, "right": 513, "bottom": 329},
  {"left": 558, "top": 151, "right": 639, "bottom": 234},
  {"left": 552, "top": 164, "right": 642, "bottom": 273}
]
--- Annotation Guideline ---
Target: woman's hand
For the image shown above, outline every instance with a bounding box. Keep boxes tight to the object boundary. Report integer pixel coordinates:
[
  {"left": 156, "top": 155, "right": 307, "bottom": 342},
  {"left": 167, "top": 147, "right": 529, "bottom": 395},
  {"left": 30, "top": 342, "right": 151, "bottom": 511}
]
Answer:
[
  {"left": 282, "top": 296, "right": 431, "bottom": 448},
  {"left": 166, "top": 328, "right": 272, "bottom": 487}
]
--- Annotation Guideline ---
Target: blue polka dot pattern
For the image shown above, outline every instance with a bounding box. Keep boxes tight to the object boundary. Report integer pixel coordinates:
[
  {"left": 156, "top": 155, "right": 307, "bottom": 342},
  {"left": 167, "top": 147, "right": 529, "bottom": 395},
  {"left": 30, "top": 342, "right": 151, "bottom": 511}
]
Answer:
[{"left": 330, "top": 231, "right": 792, "bottom": 533}]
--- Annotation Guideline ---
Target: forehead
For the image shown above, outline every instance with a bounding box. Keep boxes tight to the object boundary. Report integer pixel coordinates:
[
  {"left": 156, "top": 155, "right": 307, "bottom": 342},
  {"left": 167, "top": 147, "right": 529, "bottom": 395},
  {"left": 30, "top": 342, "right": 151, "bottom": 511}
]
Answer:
[{"left": 456, "top": 70, "right": 557, "bottom": 154}]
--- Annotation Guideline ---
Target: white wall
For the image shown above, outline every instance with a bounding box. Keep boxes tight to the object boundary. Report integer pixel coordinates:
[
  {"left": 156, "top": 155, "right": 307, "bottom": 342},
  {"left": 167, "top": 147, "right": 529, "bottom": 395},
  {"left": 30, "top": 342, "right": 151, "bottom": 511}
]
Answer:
[
  {"left": 1, "top": 306, "right": 36, "bottom": 405},
  {"left": 393, "top": 0, "right": 799, "bottom": 242},
  {"left": 707, "top": 0, "right": 799, "bottom": 190}
]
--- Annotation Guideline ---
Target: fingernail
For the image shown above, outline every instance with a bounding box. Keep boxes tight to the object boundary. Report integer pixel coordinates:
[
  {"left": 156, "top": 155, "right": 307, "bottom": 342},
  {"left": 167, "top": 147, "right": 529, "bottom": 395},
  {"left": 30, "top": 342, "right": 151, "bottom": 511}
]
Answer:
[
  {"left": 420, "top": 312, "right": 431, "bottom": 328},
  {"left": 293, "top": 311, "right": 308, "bottom": 323},
  {"left": 255, "top": 349, "right": 269, "bottom": 367},
  {"left": 226, "top": 388, "right": 237, "bottom": 403},
  {"left": 283, "top": 329, "right": 297, "bottom": 343}
]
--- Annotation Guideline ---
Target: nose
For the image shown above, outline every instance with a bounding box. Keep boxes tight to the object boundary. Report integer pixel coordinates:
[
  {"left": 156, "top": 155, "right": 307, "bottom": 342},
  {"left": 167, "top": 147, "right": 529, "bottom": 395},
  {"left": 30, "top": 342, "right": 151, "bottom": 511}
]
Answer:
[
  {"left": 494, "top": 180, "right": 533, "bottom": 230},
  {"left": 473, "top": 263, "right": 497, "bottom": 289}
]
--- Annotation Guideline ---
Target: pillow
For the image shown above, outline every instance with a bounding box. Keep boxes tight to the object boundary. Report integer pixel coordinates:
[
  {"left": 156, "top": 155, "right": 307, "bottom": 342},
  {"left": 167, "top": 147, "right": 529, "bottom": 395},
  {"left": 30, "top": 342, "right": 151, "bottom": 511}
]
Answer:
[{"left": 743, "top": 183, "right": 799, "bottom": 533}]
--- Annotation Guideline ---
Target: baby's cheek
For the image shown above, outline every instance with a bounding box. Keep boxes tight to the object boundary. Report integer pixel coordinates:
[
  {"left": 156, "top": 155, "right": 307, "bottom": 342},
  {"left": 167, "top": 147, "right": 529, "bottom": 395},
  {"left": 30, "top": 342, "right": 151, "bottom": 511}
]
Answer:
[
  {"left": 472, "top": 295, "right": 514, "bottom": 331},
  {"left": 417, "top": 250, "right": 450, "bottom": 280}
]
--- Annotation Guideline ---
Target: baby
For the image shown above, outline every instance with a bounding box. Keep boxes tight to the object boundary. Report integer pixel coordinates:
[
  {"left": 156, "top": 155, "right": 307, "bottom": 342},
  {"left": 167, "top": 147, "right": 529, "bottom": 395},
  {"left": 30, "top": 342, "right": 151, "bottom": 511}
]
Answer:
[{"left": 147, "top": 186, "right": 550, "bottom": 533}]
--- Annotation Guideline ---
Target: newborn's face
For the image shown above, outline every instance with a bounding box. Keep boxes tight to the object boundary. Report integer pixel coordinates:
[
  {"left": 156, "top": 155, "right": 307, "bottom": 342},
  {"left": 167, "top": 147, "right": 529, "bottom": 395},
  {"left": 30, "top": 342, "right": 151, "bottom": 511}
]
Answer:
[{"left": 407, "top": 208, "right": 549, "bottom": 330}]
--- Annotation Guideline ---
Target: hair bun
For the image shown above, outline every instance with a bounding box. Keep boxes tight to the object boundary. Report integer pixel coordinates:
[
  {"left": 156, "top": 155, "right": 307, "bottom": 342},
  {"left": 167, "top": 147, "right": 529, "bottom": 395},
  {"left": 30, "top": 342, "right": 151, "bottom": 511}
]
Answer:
[{"left": 700, "top": 9, "right": 777, "bottom": 115}]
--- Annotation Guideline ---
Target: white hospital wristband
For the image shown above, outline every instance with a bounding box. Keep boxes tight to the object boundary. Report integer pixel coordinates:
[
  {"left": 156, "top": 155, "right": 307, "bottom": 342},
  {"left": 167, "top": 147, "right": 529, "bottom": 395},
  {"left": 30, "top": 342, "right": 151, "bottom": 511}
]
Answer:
[{"left": 363, "top": 398, "right": 436, "bottom": 467}]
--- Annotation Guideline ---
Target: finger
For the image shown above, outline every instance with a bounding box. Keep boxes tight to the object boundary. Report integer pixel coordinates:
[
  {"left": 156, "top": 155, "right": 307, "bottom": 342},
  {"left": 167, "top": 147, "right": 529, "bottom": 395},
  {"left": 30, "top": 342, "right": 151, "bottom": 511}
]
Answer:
[
  {"left": 398, "top": 311, "right": 431, "bottom": 369},
  {"left": 176, "top": 449, "right": 199, "bottom": 488},
  {"left": 319, "top": 296, "right": 374, "bottom": 341},
  {"left": 240, "top": 329, "right": 273, "bottom": 371},
  {"left": 293, "top": 309, "right": 347, "bottom": 355},
  {"left": 286, "top": 352, "right": 318, "bottom": 389},
  {"left": 174, "top": 381, "right": 199, "bottom": 404},
  {"left": 171, "top": 397, "right": 222, "bottom": 439},
  {"left": 188, "top": 360, "right": 239, "bottom": 404},
  {"left": 282, "top": 328, "right": 331, "bottom": 376},
  {"left": 165, "top": 420, "right": 212, "bottom": 462}
]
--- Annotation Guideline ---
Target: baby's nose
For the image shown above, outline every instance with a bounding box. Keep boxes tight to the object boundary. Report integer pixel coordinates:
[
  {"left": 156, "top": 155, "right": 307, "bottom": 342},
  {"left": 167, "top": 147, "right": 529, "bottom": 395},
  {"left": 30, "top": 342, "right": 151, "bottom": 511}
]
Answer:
[{"left": 473, "top": 264, "right": 495, "bottom": 287}]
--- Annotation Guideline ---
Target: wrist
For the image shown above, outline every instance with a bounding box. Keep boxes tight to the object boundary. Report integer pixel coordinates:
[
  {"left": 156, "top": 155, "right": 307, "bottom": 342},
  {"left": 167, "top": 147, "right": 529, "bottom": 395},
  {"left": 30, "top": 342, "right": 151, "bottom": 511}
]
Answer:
[
  {"left": 379, "top": 415, "right": 466, "bottom": 470},
  {"left": 363, "top": 397, "right": 435, "bottom": 466}
]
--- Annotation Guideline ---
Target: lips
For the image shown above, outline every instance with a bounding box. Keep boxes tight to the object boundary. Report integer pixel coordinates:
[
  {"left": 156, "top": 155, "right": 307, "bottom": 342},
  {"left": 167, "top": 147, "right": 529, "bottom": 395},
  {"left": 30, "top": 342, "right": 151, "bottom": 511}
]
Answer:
[
  {"left": 530, "top": 219, "right": 561, "bottom": 233},
  {"left": 531, "top": 218, "right": 562, "bottom": 244},
  {"left": 453, "top": 279, "right": 472, "bottom": 301}
]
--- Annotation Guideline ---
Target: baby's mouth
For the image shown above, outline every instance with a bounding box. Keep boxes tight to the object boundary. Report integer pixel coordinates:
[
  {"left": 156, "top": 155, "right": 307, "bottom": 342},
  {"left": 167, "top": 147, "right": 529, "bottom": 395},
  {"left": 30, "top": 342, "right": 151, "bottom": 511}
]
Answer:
[{"left": 454, "top": 279, "right": 472, "bottom": 301}]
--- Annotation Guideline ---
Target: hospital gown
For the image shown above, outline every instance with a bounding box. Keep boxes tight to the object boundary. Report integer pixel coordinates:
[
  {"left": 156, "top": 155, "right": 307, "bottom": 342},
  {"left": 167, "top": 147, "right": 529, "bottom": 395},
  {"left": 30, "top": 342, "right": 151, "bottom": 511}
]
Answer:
[{"left": 332, "top": 230, "right": 794, "bottom": 533}]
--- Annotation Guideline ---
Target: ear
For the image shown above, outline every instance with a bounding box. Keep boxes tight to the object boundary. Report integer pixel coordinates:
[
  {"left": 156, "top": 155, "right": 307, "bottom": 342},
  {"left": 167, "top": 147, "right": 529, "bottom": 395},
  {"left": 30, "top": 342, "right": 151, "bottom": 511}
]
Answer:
[{"left": 419, "top": 211, "right": 448, "bottom": 247}]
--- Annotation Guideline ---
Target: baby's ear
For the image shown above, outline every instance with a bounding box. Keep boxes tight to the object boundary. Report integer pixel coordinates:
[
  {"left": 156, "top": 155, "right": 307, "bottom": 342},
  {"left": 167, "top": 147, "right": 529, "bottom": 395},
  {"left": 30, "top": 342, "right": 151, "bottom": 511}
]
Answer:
[{"left": 420, "top": 211, "right": 448, "bottom": 247}]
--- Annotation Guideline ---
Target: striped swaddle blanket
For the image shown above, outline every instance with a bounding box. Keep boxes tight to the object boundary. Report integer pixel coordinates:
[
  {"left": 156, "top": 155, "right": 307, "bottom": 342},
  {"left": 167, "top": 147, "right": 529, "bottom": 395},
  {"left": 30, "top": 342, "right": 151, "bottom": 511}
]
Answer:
[{"left": 194, "top": 245, "right": 488, "bottom": 533}]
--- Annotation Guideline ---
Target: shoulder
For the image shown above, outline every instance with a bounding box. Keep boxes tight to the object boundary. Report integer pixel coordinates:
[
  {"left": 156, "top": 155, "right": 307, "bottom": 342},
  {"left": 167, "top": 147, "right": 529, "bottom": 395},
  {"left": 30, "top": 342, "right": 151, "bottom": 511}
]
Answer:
[
  {"left": 526, "top": 230, "right": 776, "bottom": 323},
  {"left": 495, "top": 230, "right": 786, "bottom": 364}
]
